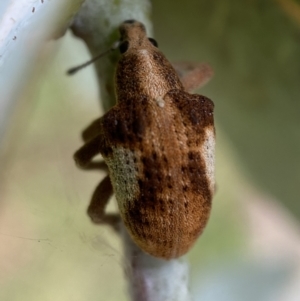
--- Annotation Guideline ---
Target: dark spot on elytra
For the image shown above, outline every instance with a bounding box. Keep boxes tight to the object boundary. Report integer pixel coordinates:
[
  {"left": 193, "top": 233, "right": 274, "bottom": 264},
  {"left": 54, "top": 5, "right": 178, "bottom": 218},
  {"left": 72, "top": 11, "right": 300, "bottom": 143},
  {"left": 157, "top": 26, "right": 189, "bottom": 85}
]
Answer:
[
  {"left": 138, "top": 179, "right": 143, "bottom": 187},
  {"left": 167, "top": 90, "right": 214, "bottom": 130},
  {"left": 188, "top": 151, "right": 195, "bottom": 160},
  {"left": 102, "top": 94, "right": 154, "bottom": 149},
  {"left": 188, "top": 151, "right": 201, "bottom": 164},
  {"left": 102, "top": 114, "right": 127, "bottom": 143},
  {"left": 145, "top": 170, "right": 151, "bottom": 180},
  {"left": 186, "top": 151, "right": 211, "bottom": 200},
  {"left": 127, "top": 134, "right": 134, "bottom": 143},
  {"left": 190, "top": 109, "right": 200, "bottom": 125},
  {"left": 146, "top": 186, "right": 155, "bottom": 195},
  {"left": 188, "top": 166, "right": 195, "bottom": 174},
  {"left": 132, "top": 115, "right": 145, "bottom": 137}
]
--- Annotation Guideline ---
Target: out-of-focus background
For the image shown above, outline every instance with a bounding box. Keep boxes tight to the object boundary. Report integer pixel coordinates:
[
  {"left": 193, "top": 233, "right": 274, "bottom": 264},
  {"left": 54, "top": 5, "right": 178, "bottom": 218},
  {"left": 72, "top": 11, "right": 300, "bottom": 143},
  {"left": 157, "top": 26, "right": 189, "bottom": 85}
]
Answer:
[{"left": 1, "top": 0, "right": 300, "bottom": 300}]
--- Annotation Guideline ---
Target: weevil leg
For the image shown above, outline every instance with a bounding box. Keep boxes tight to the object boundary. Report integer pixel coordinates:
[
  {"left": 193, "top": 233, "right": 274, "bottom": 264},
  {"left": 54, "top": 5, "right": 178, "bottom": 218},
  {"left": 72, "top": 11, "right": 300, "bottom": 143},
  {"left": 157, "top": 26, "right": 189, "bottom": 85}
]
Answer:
[
  {"left": 173, "top": 62, "right": 214, "bottom": 92},
  {"left": 75, "top": 123, "right": 119, "bottom": 230},
  {"left": 81, "top": 161, "right": 108, "bottom": 171},
  {"left": 87, "top": 175, "right": 120, "bottom": 231},
  {"left": 74, "top": 134, "right": 103, "bottom": 168},
  {"left": 81, "top": 117, "right": 102, "bottom": 142},
  {"left": 77, "top": 118, "right": 109, "bottom": 170}
]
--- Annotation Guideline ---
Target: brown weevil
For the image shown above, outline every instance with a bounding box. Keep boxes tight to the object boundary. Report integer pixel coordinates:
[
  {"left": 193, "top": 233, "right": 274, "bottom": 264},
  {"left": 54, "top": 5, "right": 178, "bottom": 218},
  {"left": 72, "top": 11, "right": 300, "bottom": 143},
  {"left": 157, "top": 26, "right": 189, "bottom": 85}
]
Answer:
[{"left": 73, "top": 19, "right": 215, "bottom": 259}]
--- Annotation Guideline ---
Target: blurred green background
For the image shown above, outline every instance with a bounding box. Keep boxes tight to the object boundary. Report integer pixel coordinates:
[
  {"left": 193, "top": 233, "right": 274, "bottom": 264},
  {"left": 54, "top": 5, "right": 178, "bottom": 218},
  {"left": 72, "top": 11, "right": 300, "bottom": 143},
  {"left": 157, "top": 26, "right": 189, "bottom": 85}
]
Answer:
[{"left": 1, "top": 0, "right": 300, "bottom": 300}]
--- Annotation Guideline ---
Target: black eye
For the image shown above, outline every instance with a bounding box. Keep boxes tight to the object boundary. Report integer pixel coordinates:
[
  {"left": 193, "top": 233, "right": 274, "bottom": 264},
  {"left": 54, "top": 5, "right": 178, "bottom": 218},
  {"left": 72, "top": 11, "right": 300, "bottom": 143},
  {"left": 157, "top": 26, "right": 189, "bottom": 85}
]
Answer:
[
  {"left": 119, "top": 41, "right": 129, "bottom": 54},
  {"left": 148, "top": 38, "right": 158, "bottom": 47}
]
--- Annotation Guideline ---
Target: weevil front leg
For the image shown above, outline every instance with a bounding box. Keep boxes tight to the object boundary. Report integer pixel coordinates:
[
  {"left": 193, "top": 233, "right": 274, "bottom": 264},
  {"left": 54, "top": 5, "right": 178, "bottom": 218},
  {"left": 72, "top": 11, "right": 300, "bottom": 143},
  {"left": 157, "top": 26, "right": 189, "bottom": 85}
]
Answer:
[
  {"left": 77, "top": 118, "right": 109, "bottom": 171},
  {"left": 74, "top": 133, "right": 120, "bottom": 230},
  {"left": 87, "top": 175, "right": 120, "bottom": 232},
  {"left": 173, "top": 62, "right": 214, "bottom": 92},
  {"left": 74, "top": 134, "right": 104, "bottom": 168}
]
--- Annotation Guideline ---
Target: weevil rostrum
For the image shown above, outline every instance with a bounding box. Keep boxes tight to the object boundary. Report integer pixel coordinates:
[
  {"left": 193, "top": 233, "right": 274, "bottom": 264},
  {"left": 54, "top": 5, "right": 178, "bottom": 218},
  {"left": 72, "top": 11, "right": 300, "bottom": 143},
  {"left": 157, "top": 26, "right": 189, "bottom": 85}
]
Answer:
[{"left": 73, "top": 19, "right": 215, "bottom": 260}]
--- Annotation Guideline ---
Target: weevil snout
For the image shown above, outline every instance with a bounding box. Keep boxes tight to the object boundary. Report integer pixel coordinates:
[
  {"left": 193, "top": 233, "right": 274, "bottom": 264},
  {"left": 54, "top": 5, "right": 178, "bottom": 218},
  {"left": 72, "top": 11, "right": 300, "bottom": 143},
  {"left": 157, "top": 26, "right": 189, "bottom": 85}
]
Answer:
[
  {"left": 118, "top": 20, "right": 158, "bottom": 53},
  {"left": 119, "top": 19, "right": 146, "bottom": 40},
  {"left": 123, "top": 19, "right": 137, "bottom": 24}
]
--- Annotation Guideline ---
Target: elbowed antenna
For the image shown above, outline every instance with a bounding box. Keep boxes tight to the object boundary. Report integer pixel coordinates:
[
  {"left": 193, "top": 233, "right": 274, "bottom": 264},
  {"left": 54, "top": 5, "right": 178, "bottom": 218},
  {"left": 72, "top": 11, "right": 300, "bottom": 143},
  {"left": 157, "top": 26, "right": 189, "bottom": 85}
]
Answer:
[{"left": 67, "top": 41, "right": 120, "bottom": 75}]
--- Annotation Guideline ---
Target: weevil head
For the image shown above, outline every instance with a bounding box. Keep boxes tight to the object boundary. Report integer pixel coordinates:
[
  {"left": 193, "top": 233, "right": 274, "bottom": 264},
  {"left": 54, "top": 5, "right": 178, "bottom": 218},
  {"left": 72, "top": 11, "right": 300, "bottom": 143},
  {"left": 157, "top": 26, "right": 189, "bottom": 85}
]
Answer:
[
  {"left": 118, "top": 19, "right": 158, "bottom": 53},
  {"left": 115, "top": 20, "right": 182, "bottom": 101}
]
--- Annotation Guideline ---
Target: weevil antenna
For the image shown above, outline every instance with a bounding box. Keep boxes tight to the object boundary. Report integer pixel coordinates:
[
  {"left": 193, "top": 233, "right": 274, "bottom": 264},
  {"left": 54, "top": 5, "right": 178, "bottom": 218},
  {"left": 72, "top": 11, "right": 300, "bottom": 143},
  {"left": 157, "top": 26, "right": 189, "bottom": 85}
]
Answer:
[{"left": 67, "top": 41, "right": 120, "bottom": 75}]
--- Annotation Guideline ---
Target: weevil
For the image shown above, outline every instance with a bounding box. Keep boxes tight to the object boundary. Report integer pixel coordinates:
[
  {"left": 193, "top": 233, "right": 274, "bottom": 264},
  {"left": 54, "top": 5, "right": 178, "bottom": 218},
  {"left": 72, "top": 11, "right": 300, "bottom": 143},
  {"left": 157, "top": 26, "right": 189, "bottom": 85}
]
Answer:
[{"left": 73, "top": 19, "right": 215, "bottom": 259}]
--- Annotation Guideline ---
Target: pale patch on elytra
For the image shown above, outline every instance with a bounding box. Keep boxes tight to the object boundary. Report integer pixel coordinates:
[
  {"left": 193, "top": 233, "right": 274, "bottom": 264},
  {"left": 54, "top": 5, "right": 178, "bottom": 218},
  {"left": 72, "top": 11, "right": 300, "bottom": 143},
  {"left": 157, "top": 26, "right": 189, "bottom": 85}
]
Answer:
[
  {"left": 201, "top": 127, "right": 215, "bottom": 193},
  {"left": 105, "top": 147, "right": 139, "bottom": 211}
]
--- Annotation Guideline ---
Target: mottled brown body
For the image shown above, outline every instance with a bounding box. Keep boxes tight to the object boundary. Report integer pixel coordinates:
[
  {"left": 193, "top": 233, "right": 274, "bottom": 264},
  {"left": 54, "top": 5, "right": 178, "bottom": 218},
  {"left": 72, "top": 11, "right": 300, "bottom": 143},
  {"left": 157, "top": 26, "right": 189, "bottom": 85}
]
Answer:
[{"left": 74, "top": 20, "right": 215, "bottom": 259}]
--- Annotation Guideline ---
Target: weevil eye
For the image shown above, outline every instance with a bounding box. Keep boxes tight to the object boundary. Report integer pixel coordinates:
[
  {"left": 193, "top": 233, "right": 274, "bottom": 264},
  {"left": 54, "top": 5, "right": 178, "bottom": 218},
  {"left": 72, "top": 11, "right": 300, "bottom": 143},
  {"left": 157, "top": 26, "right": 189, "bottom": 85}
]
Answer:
[
  {"left": 119, "top": 41, "right": 129, "bottom": 54},
  {"left": 148, "top": 38, "right": 158, "bottom": 47}
]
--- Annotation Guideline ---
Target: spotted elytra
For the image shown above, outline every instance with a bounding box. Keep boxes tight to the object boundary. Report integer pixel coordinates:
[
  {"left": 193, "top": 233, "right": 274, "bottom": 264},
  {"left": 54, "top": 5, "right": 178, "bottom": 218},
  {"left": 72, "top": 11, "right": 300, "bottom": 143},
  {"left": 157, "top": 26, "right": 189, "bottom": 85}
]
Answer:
[{"left": 72, "top": 19, "right": 215, "bottom": 259}]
